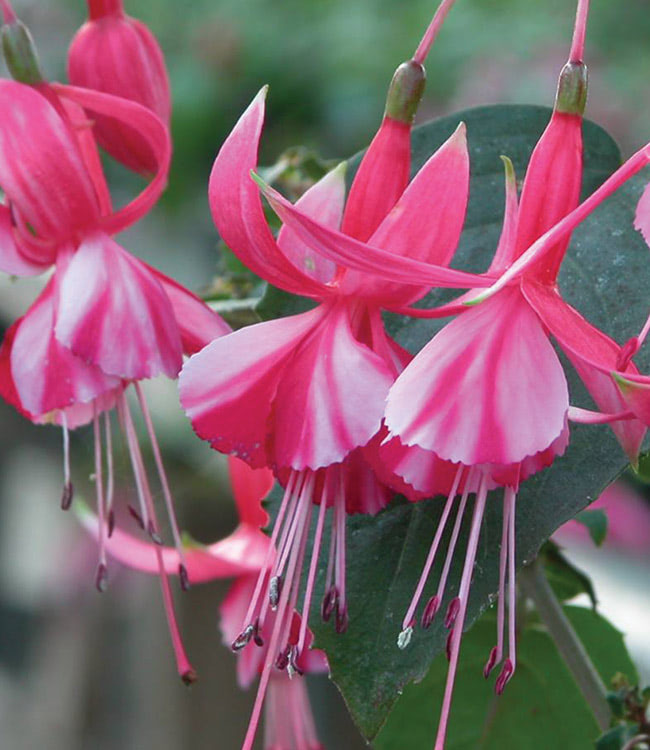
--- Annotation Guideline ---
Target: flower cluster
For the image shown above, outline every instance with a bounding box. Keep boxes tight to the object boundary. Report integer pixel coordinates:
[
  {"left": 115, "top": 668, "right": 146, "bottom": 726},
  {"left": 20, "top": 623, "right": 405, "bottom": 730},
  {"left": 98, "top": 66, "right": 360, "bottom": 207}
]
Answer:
[{"left": 2, "top": 0, "right": 650, "bottom": 748}]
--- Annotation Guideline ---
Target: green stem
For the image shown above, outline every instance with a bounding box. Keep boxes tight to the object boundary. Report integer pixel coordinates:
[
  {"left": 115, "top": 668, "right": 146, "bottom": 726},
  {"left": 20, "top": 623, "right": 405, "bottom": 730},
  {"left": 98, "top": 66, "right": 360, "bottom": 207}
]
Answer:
[{"left": 519, "top": 559, "right": 611, "bottom": 731}]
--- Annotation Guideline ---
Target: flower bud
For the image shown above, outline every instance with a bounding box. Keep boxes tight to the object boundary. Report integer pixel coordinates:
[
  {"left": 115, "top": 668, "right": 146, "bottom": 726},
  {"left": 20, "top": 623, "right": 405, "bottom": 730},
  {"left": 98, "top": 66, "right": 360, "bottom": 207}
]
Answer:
[
  {"left": 384, "top": 59, "right": 426, "bottom": 124},
  {"left": 554, "top": 61, "right": 588, "bottom": 116},
  {"left": 1, "top": 18, "right": 44, "bottom": 85},
  {"left": 67, "top": 1, "right": 171, "bottom": 174}
]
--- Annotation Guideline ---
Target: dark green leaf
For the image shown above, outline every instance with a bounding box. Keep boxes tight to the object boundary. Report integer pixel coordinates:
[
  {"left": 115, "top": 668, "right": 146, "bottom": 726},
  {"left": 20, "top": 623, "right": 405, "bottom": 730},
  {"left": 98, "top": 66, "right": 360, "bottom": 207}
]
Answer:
[
  {"left": 574, "top": 510, "right": 609, "bottom": 547},
  {"left": 541, "top": 540, "right": 598, "bottom": 606},
  {"left": 374, "top": 606, "right": 638, "bottom": 750},
  {"left": 596, "top": 725, "right": 641, "bottom": 750}
]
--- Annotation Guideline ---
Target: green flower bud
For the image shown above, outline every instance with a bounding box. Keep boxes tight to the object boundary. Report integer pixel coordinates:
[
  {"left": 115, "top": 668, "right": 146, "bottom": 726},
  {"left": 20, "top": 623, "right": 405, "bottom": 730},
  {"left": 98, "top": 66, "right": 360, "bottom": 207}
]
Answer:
[
  {"left": 384, "top": 60, "right": 426, "bottom": 124},
  {"left": 1, "top": 19, "right": 44, "bottom": 85},
  {"left": 555, "top": 61, "right": 588, "bottom": 116}
]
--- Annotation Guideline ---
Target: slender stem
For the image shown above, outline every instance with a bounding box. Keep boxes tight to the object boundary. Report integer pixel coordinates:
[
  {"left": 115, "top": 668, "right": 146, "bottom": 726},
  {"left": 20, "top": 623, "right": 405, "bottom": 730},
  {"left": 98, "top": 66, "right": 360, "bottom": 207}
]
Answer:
[
  {"left": 569, "top": 0, "right": 590, "bottom": 63},
  {"left": 519, "top": 559, "right": 610, "bottom": 731},
  {"left": 413, "top": 0, "right": 459, "bottom": 65}
]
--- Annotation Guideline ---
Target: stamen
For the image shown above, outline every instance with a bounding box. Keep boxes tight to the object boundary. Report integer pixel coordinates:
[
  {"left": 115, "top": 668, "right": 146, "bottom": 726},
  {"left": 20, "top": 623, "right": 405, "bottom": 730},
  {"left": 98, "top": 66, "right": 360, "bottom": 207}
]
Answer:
[
  {"left": 495, "top": 658, "right": 514, "bottom": 695},
  {"left": 92, "top": 407, "right": 108, "bottom": 591},
  {"left": 434, "top": 473, "right": 489, "bottom": 750},
  {"left": 434, "top": 475, "right": 472, "bottom": 609},
  {"left": 135, "top": 383, "right": 189, "bottom": 588},
  {"left": 297, "top": 481, "right": 330, "bottom": 655},
  {"left": 421, "top": 595, "right": 441, "bottom": 629},
  {"left": 104, "top": 412, "right": 115, "bottom": 537},
  {"left": 402, "top": 465, "right": 463, "bottom": 633},
  {"left": 119, "top": 392, "right": 196, "bottom": 683},
  {"left": 485, "top": 492, "right": 512, "bottom": 678},
  {"left": 444, "top": 597, "right": 460, "bottom": 629},
  {"left": 241, "top": 472, "right": 299, "bottom": 633},
  {"left": 333, "top": 470, "right": 349, "bottom": 634},
  {"left": 505, "top": 488, "right": 517, "bottom": 685},
  {"left": 397, "top": 626, "right": 413, "bottom": 651},
  {"left": 117, "top": 395, "right": 150, "bottom": 532},
  {"left": 269, "top": 575, "right": 283, "bottom": 610},
  {"left": 60, "top": 412, "right": 73, "bottom": 510},
  {"left": 232, "top": 624, "right": 255, "bottom": 652},
  {"left": 127, "top": 504, "right": 145, "bottom": 529}
]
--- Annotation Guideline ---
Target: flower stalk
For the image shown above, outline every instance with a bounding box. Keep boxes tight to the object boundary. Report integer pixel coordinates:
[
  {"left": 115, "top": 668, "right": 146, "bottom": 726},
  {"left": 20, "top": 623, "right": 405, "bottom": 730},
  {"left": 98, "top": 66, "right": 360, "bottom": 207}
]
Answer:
[{"left": 518, "top": 558, "right": 611, "bottom": 731}]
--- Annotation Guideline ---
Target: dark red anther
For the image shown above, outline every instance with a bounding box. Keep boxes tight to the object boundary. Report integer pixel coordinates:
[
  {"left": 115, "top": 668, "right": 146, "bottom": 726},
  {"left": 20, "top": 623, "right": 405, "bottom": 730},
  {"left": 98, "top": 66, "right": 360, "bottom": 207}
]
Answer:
[
  {"left": 231, "top": 624, "right": 254, "bottom": 652},
  {"left": 483, "top": 646, "right": 498, "bottom": 679},
  {"left": 127, "top": 504, "right": 145, "bottom": 529},
  {"left": 253, "top": 618, "right": 264, "bottom": 648},
  {"left": 179, "top": 564, "right": 190, "bottom": 592},
  {"left": 444, "top": 597, "right": 460, "bottom": 629},
  {"left": 445, "top": 629, "right": 454, "bottom": 661},
  {"left": 421, "top": 595, "right": 440, "bottom": 629},
  {"left": 181, "top": 669, "right": 198, "bottom": 686},
  {"left": 95, "top": 562, "right": 108, "bottom": 593},
  {"left": 335, "top": 605, "right": 349, "bottom": 635},
  {"left": 495, "top": 658, "right": 514, "bottom": 695},
  {"left": 321, "top": 586, "right": 338, "bottom": 623},
  {"left": 107, "top": 509, "right": 115, "bottom": 537},
  {"left": 60, "top": 481, "right": 74, "bottom": 510},
  {"left": 275, "top": 647, "right": 290, "bottom": 671}
]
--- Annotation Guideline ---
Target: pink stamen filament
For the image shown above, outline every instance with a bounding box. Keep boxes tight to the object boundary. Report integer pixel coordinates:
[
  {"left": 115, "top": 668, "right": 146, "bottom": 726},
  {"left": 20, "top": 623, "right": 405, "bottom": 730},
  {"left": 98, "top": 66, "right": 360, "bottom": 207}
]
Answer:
[
  {"left": 493, "top": 492, "right": 512, "bottom": 672},
  {"left": 434, "top": 474, "right": 489, "bottom": 750},
  {"left": 92, "top": 408, "right": 108, "bottom": 591},
  {"left": 119, "top": 392, "right": 195, "bottom": 682},
  {"left": 274, "top": 474, "right": 312, "bottom": 582},
  {"left": 242, "top": 488, "right": 311, "bottom": 750},
  {"left": 413, "top": 0, "right": 459, "bottom": 66},
  {"left": 240, "top": 472, "right": 298, "bottom": 633},
  {"left": 569, "top": 0, "right": 590, "bottom": 63},
  {"left": 297, "top": 486, "right": 329, "bottom": 656},
  {"left": 134, "top": 383, "right": 188, "bottom": 577},
  {"left": 104, "top": 412, "right": 115, "bottom": 535},
  {"left": 334, "top": 473, "right": 348, "bottom": 628},
  {"left": 434, "top": 475, "right": 473, "bottom": 607},
  {"left": 60, "top": 411, "right": 73, "bottom": 509},
  {"left": 117, "top": 394, "right": 151, "bottom": 532},
  {"left": 507, "top": 489, "right": 517, "bottom": 672},
  {"left": 401, "top": 465, "right": 464, "bottom": 633}
]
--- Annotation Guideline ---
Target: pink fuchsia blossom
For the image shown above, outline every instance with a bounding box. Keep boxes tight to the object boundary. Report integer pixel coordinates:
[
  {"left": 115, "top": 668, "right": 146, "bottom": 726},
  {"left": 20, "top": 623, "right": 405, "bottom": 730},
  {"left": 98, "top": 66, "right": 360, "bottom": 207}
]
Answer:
[
  {"left": 67, "top": 0, "right": 171, "bottom": 174},
  {"left": 0, "top": 75, "right": 227, "bottom": 680}
]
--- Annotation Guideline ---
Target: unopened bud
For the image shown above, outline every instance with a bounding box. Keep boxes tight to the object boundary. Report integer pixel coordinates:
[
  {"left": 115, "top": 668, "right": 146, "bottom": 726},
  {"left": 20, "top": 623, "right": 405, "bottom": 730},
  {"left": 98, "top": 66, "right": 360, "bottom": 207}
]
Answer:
[
  {"left": 555, "top": 61, "right": 588, "bottom": 116},
  {"left": 1, "top": 19, "right": 44, "bottom": 85},
  {"left": 384, "top": 60, "right": 426, "bottom": 124}
]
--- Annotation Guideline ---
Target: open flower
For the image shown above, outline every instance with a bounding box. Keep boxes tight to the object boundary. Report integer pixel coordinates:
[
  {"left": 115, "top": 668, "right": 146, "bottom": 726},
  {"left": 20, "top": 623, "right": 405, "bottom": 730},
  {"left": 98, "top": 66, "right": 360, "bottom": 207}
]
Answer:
[{"left": 0, "top": 75, "right": 228, "bottom": 679}]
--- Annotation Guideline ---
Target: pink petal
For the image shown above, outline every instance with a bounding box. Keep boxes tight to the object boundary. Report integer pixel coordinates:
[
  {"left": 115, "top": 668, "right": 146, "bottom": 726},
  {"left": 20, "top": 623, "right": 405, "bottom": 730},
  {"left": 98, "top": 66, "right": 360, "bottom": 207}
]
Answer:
[
  {"left": 256, "top": 175, "right": 494, "bottom": 293},
  {"left": 341, "top": 116, "right": 411, "bottom": 242},
  {"left": 339, "top": 447, "right": 393, "bottom": 515},
  {"left": 207, "top": 89, "right": 327, "bottom": 299},
  {"left": 179, "top": 307, "right": 324, "bottom": 468},
  {"left": 51, "top": 83, "right": 170, "bottom": 234},
  {"left": 634, "top": 181, "right": 650, "bottom": 246},
  {"left": 0, "top": 320, "right": 33, "bottom": 420},
  {"left": 146, "top": 263, "right": 232, "bottom": 354},
  {"left": 227, "top": 456, "right": 273, "bottom": 528},
  {"left": 522, "top": 280, "right": 646, "bottom": 463},
  {"left": 78, "top": 502, "right": 269, "bottom": 582},
  {"left": 10, "top": 279, "right": 121, "bottom": 418},
  {"left": 277, "top": 163, "right": 344, "bottom": 284},
  {"left": 55, "top": 232, "right": 182, "bottom": 380},
  {"left": 271, "top": 303, "right": 394, "bottom": 470},
  {"left": 0, "top": 204, "right": 55, "bottom": 276},
  {"left": 341, "top": 123, "right": 469, "bottom": 304},
  {"left": 515, "top": 111, "right": 583, "bottom": 279},
  {"left": 385, "top": 287, "right": 569, "bottom": 466},
  {"left": 0, "top": 80, "right": 100, "bottom": 240}
]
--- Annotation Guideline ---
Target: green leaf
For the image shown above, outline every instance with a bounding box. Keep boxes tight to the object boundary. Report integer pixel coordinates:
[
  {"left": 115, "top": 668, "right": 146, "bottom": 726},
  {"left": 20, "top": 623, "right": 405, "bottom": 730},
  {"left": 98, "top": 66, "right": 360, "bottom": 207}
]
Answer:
[
  {"left": 541, "top": 540, "right": 598, "bottom": 606},
  {"left": 574, "top": 509, "right": 609, "bottom": 547},
  {"left": 374, "top": 606, "right": 638, "bottom": 750},
  {"left": 262, "top": 104, "right": 650, "bottom": 738},
  {"left": 596, "top": 725, "right": 641, "bottom": 750}
]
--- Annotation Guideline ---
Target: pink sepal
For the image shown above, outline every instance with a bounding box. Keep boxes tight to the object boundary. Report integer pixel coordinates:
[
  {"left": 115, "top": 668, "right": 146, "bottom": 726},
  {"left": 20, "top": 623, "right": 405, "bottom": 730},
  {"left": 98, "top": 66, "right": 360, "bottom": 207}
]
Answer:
[
  {"left": 208, "top": 89, "right": 328, "bottom": 299},
  {"left": 54, "top": 232, "right": 182, "bottom": 380},
  {"left": 9, "top": 277, "right": 121, "bottom": 419},
  {"left": 341, "top": 116, "right": 411, "bottom": 242},
  {"left": 180, "top": 307, "right": 324, "bottom": 469},
  {"left": 0, "top": 204, "right": 55, "bottom": 276},
  {"left": 634, "top": 182, "right": 650, "bottom": 246},
  {"left": 228, "top": 456, "right": 273, "bottom": 529},
  {"left": 51, "top": 83, "right": 171, "bottom": 234}
]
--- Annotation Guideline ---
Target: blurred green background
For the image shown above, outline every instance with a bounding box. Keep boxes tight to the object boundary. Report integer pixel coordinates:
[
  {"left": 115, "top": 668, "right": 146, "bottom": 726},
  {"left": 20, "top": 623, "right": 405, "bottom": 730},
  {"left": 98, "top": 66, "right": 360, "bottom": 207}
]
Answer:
[{"left": 1, "top": 1, "right": 650, "bottom": 748}]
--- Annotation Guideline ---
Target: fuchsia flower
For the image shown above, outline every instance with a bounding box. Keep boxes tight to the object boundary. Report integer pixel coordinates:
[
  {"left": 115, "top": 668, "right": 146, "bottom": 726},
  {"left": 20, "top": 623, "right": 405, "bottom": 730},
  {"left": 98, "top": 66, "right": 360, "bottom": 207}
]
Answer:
[
  {"left": 67, "top": 0, "right": 171, "bottom": 174},
  {"left": 252, "top": 2, "right": 650, "bottom": 746},
  {"left": 179, "top": 2, "right": 481, "bottom": 745},
  {"left": 80, "top": 456, "right": 327, "bottom": 750},
  {"left": 0, "top": 8, "right": 228, "bottom": 682}
]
